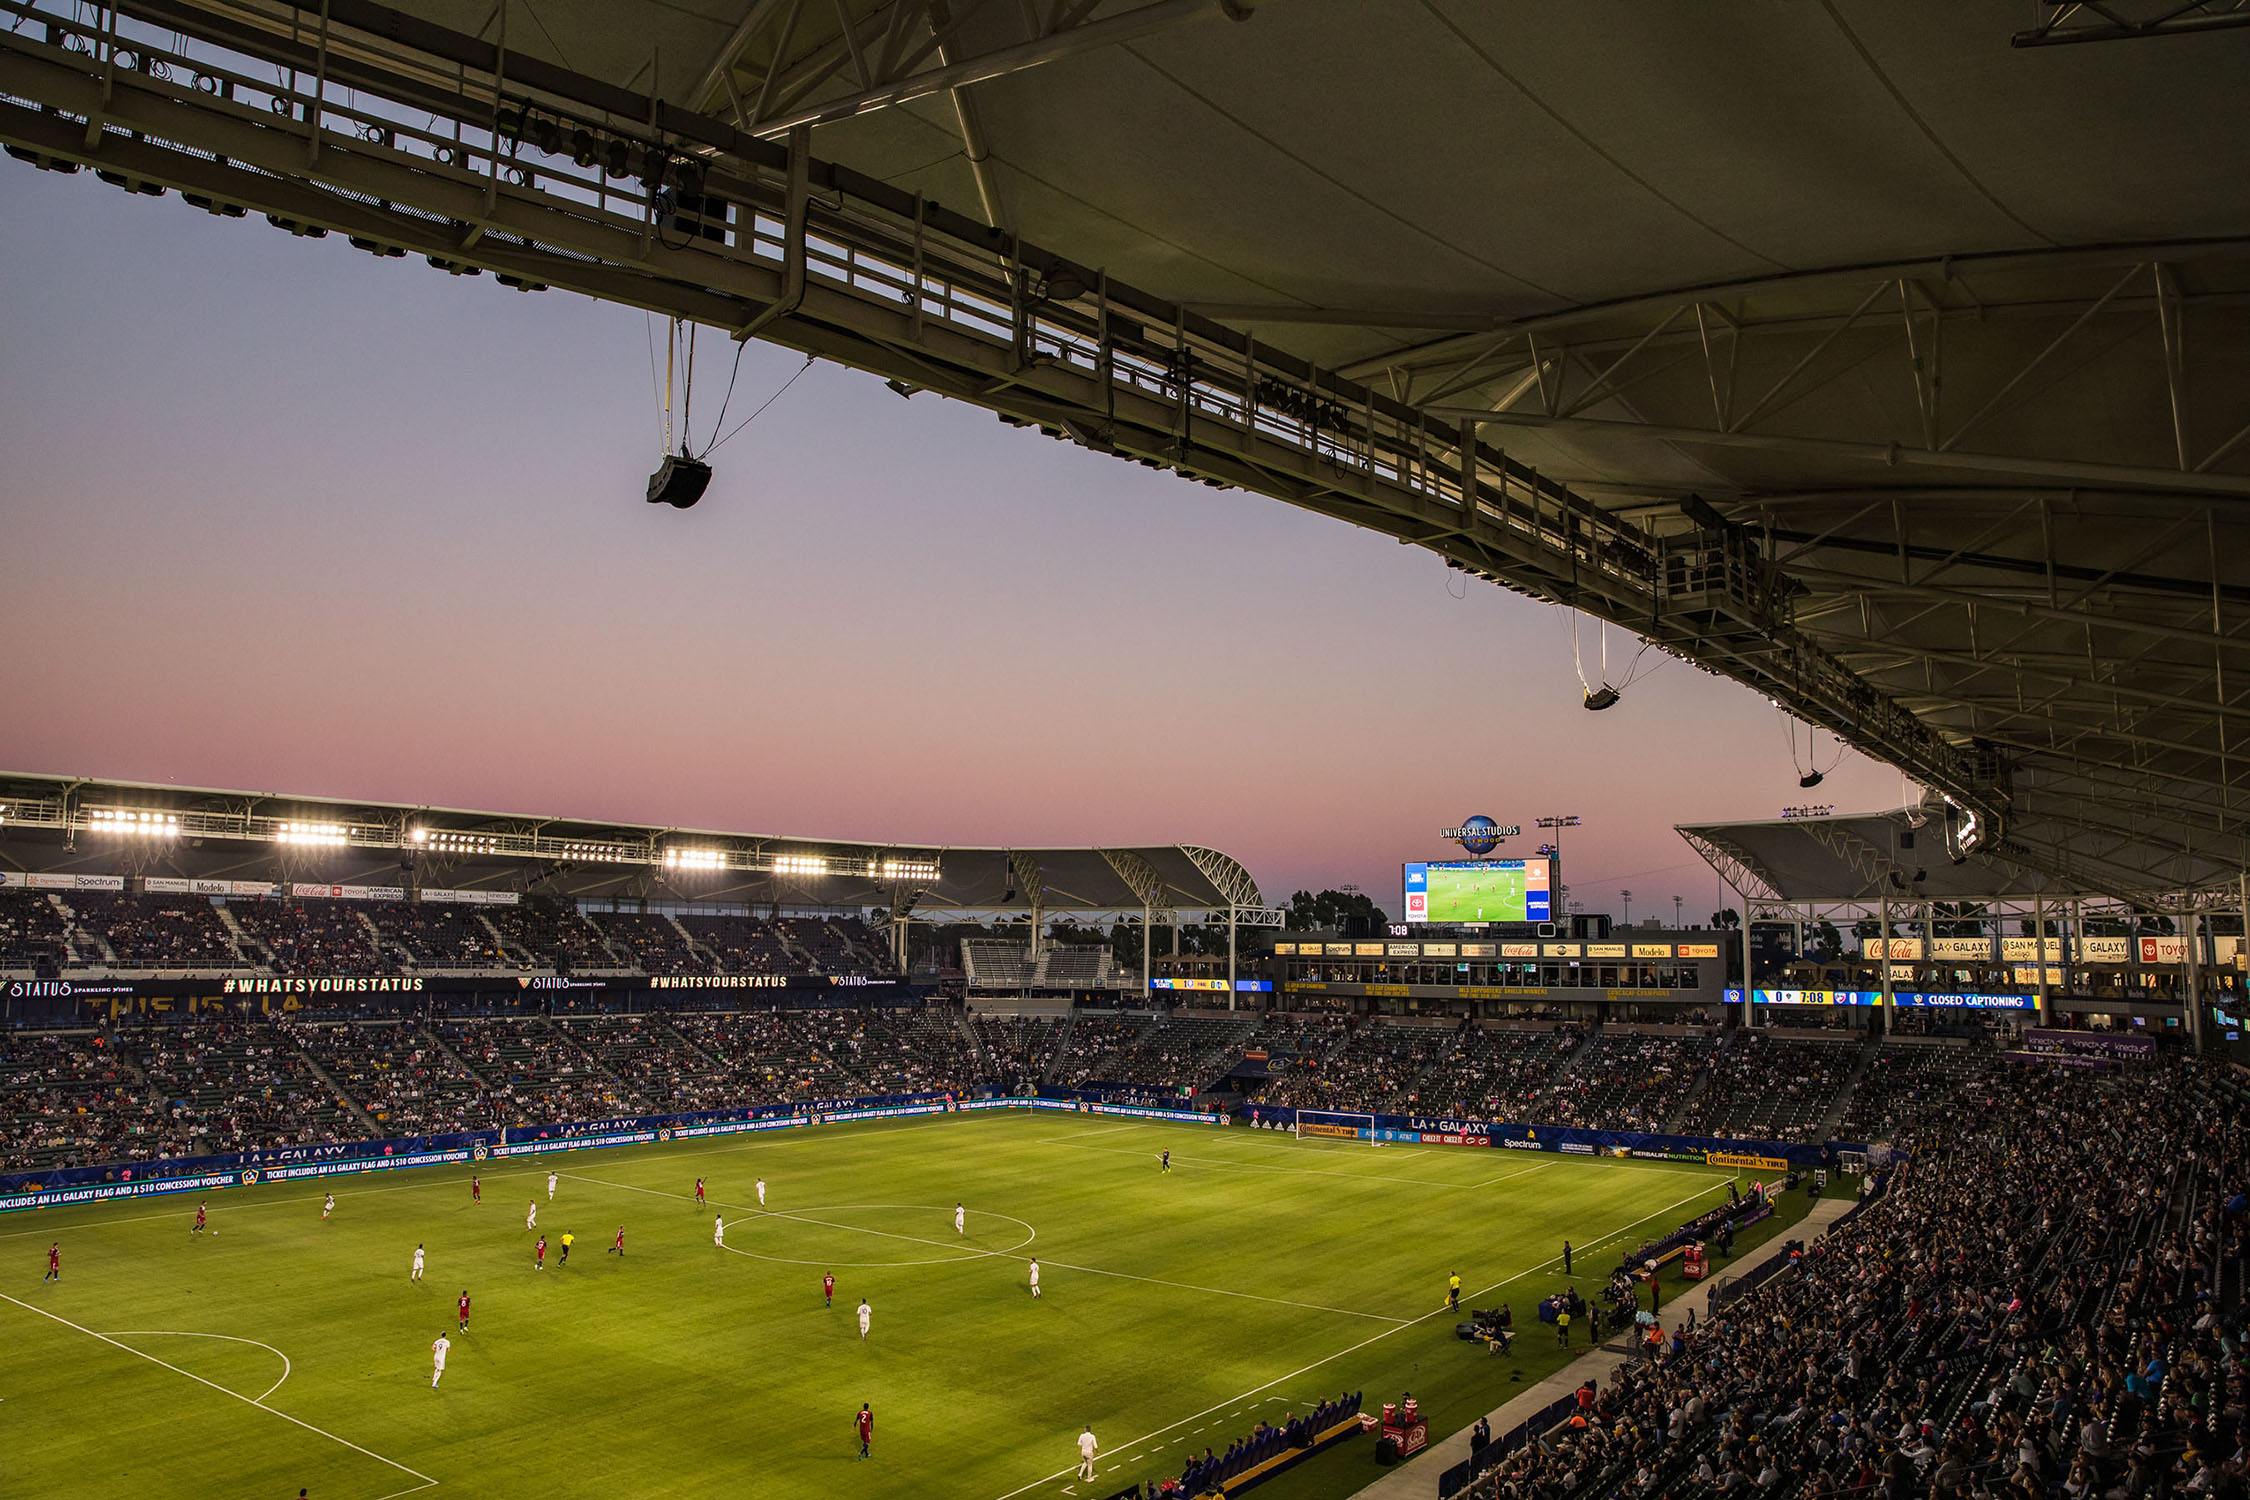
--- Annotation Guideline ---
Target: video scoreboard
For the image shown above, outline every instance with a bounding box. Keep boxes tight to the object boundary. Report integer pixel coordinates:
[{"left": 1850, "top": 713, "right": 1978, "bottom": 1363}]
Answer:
[{"left": 1403, "top": 858, "right": 1553, "bottom": 924}]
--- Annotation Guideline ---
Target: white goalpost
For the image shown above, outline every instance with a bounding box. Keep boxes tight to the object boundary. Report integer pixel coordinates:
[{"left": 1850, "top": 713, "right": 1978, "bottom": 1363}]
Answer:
[{"left": 1292, "top": 1109, "right": 1380, "bottom": 1144}]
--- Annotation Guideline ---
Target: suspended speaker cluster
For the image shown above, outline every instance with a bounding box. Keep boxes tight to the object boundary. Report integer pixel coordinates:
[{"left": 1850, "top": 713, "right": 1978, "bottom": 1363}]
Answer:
[{"left": 493, "top": 103, "right": 704, "bottom": 199}]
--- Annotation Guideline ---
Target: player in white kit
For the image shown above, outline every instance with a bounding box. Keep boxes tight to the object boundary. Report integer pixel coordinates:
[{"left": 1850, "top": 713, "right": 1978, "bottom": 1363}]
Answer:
[
  {"left": 858, "top": 1298, "right": 872, "bottom": 1340},
  {"left": 956, "top": 1203, "right": 966, "bottom": 1235},
  {"left": 1078, "top": 1426, "right": 1099, "bottom": 1480},
  {"left": 430, "top": 1335, "right": 451, "bottom": 1388},
  {"left": 322, "top": 1193, "right": 334, "bottom": 1221},
  {"left": 547, "top": 1171, "right": 557, "bottom": 1201},
  {"left": 1029, "top": 1259, "right": 1041, "bottom": 1298},
  {"left": 526, "top": 1200, "right": 537, "bottom": 1231},
  {"left": 756, "top": 1178, "right": 767, "bottom": 1207},
  {"left": 411, "top": 1244, "right": 425, "bottom": 1281},
  {"left": 714, "top": 1214, "right": 725, "bottom": 1248}
]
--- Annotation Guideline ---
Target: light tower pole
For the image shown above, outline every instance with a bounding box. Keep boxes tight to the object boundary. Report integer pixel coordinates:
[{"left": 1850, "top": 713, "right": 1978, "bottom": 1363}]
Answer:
[
  {"left": 1621, "top": 890, "right": 1632, "bottom": 926},
  {"left": 1534, "top": 815, "right": 1581, "bottom": 921}
]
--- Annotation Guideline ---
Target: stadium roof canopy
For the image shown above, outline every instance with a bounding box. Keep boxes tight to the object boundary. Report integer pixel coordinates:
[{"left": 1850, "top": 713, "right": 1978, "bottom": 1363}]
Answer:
[
  {"left": 3, "top": 2, "right": 2249, "bottom": 903},
  {"left": 0, "top": 773, "right": 1272, "bottom": 923},
  {"left": 1678, "top": 812, "right": 2086, "bottom": 910}
]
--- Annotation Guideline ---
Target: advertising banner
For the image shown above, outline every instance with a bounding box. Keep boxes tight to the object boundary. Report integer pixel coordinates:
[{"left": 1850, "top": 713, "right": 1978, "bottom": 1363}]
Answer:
[
  {"left": 2079, "top": 936, "right": 2133, "bottom": 964},
  {"left": 1707, "top": 1151, "right": 1789, "bottom": 1171},
  {"left": 2023, "top": 1027, "right": 2156, "bottom": 1058}
]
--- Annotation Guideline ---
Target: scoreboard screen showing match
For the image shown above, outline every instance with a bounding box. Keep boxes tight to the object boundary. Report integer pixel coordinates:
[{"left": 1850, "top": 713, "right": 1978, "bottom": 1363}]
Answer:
[{"left": 1403, "top": 859, "right": 1553, "bottom": 924}]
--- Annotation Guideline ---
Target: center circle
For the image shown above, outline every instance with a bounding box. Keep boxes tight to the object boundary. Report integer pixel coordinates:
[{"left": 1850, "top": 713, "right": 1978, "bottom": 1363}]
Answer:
[{"left": 717, "top": 1203, "right": 1037, "bottom": 1267}]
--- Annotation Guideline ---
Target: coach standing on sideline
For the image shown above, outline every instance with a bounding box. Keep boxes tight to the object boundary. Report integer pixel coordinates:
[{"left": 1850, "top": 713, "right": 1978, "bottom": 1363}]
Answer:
[{"left": 1562, "top": 1239, "right": 1572, "bottom": 1274}]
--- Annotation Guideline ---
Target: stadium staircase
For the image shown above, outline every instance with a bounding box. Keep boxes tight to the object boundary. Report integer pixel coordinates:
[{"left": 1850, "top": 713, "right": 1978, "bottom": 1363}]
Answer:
[
  {"left": 1658, "top": 1028, "right": 1733, "bottom": 1133},
  {"left": 213, "top": 904, "right": 272, "bottom": 966},
  {"left": 956, "top": 1014, "right": 989, "bottom": 1075},
  {"left": 423, "top": 1025, "right": 491, "bottom": 1090},
  {"left": 286, "top": 1032, "right": 380, "bottom": 1133},
  {"left": 653, "top": 1014, "right": 724, "bottom": 1072},
  {"left": 663, "top": 914, "right": 719, "bottom": 968},
  {"left": 1815, "top": 1036, "right": 1882, "bottom": 1140},
  {"left": 1040, "top": 1011, "right": 1079, "bottom": 1088},
  {"left": 474, "top": 912, "right": 527, "bottom": 966},
  {"left": 60, "top": 899, "right": 122, "bottom": 967}
]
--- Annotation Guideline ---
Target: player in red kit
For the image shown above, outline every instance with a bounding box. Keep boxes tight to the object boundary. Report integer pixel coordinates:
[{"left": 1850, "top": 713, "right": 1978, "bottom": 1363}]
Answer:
[
  {"left": 471, "top": 1174, "right": 481, "bottom": 1203},
  {"left": 457, "top": 1291, "right": 471, "bottom": 1332},
  {"left": 534, "top": 1235, "right": 547, "bottom": 1270},
  {"left": 694, "top": 1177, "right": 706, "bottom": 1207},
  {"left": 824, "top": 1272, "right": 835, "bottom": 1307},
  {"left": 192, "top": 1203, "right": 206, "bottom": 1234},
  {"left": 609, "top": 1225, "right": 625, "bottom": 1255},
  {"left": 857, "top": 1403, "right": 874, "bottom": 1459},
  {"left": 44, "top": 1243, "right": 60, "bottom": 1283}
]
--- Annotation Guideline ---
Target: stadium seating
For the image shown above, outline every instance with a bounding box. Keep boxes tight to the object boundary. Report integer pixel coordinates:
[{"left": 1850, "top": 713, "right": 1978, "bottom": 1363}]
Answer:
[
  {"left": 965, "top": 1012, "right": 1065, "bottom": 1088},
  {"left": 0, "top": 889, "right": 75, "bottom": 973},
  {"left": 0, "top": 1028, "right": 171, "bottom": 1169},
  {"left": 482, "top": 904, "right": 625, "bottom": 971},
  {"left": 1250, "top": 1018, "right": 1457, "bottom": 1115},
  {"left": 1836, "top": 1040, "right": 2001, "bottom": 1144},
  {"left": 1407, "top": 1026, "right": 1583, "bottom": 1123},
  {"left": 289, "top": 1020, "right": 499, "bottom": 1133},
  {"left": 367, "top": 902, "right": 516, "bottom": 969},
  {"left": 435, "top": 1017, "right": 626, "bottom": 1121},
  {"left": 1522, "top": 1030, "right": 1716, "bottom": 1133},
  {"left": 130, "top": 1020, "right": 361, "bottom": 1153},
  {"left": 675, "top": 914, "right": 797, "bottom": 975},
  {"left": 63, "top": 893, "right": 247, "bottom": 970},
  {"left": 1673, "top": 1032, "right": 1861, "bottom": 1142},
  {"left": 1460, "top": 1053, "right": 2242, "bottom": 1500},
  {"left": 1054, "top": 1013, "right": 1157, "bottom": 1085},
  {"left": 585, "top": 912, "right": 707, "bottom": 976},
  {"left": 229, "top": 901, "right": 389, "bottom": 976}
]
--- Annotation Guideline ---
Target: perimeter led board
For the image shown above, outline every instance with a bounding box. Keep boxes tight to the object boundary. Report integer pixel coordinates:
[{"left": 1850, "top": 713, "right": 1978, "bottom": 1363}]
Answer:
[{"left": 1403, "top": 859, "right": 1552, "bottom": 923}]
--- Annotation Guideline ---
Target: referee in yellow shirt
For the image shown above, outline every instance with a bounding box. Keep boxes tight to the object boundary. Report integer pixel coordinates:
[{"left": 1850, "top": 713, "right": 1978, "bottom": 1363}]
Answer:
[
  {"left": 559, "top": 1231, "right": 575, "bottom": 1266},
  {"left": 1447, "top": 1272, "right": 1462, "bottom": 1312}
]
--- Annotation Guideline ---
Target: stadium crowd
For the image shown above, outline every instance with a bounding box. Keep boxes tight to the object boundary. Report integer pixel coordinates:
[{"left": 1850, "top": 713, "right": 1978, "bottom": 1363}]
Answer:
[
  {"left": 4, "top": 1014, "right": 2029, "bottom": 1175},
  {"left": 1460, "top": 1052, "right": 2250, "bottom": 1500}
]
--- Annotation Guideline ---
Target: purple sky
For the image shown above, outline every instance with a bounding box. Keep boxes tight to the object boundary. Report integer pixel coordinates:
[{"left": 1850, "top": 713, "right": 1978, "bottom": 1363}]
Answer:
[{"left": 0, "top": 168, "right": 1903, "bottom": 918}]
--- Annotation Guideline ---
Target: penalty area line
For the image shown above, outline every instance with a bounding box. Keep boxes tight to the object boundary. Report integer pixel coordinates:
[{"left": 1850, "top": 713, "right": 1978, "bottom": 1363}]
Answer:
[
  {"left": 0, "top": 1290, "right": 436, "bottom": 1496},
  {"left": 981, "top": 1173, "right": 1737, "bottom": 1500}
]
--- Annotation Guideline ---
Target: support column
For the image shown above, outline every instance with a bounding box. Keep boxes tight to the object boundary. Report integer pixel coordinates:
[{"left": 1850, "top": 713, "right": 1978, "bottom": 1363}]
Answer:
[
  {"left": 1879, "top": 893, "right": 1894, "bottom": 1032},
  {"left": 2183, "top": 900, "right": 2204, "bottom": 1053},
  {"left": 2033, "top": 894, "right": 2050, "bottom": 1026},
  {"left": 1227, "top": 906, "right": 1238, "bottom": 1012}
]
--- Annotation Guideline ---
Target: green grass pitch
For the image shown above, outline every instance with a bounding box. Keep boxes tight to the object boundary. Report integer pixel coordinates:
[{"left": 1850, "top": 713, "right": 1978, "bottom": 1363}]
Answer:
[
  {"left": 1, "top": 1110, "right": 1810, "bottom": 1500},
  {"left": 1424, "top": 866, "right": 1528, "bottom": 923}
]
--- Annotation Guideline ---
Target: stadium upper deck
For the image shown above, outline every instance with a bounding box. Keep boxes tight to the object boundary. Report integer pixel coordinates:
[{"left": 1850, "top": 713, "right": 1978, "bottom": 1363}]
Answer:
[{"left": 0, "top": 771, "right": 1269, "bottom": 986}]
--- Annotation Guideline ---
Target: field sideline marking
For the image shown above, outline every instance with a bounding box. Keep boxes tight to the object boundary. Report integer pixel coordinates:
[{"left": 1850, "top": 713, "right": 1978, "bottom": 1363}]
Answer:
[
  {"left": 980, "top": 1174, "right": 1738, "bottom": 1500},
  {"left": 0, "top": 1290, "right": 436, "bottom": 1498},
  {"left": 105, "top": 1329, "right": 294, "bottom": 1403},
  {"left": 560, "top": 1172, "right": 1408, "bottom": 1324},
  {"left": 1037, "top": 1137, "right": 1504, "bottom": 1188}
]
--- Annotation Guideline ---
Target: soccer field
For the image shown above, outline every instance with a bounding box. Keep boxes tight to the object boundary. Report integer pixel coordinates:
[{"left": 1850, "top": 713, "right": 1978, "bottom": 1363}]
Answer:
[
  {"left": 1425, "top": 866, "right": 1527, "bottom": 923},
  {"left": 1, "top": 1111, "right": 1804, "bottom": 1500}
]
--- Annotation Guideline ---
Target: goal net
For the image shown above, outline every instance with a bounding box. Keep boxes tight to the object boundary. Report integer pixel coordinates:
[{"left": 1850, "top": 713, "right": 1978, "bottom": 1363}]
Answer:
[{"left": 1293, "top": 1109, "right": 1377, "bottom": 1144}]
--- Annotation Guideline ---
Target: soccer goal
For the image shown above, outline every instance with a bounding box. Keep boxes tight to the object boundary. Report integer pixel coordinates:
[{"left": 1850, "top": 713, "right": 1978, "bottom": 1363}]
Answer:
[{"left": 1293, "top": 1110, "right": 1377, "bottom": 1144}]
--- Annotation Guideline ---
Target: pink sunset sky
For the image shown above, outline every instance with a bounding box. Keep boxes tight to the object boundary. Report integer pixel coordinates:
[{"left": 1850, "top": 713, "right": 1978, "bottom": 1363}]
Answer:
[{"left": 0, "top": 169, "right": 1903, "bottom": 918}]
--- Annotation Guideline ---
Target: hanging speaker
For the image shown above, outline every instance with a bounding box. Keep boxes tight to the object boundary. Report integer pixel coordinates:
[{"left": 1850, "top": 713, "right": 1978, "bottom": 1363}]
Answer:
[{"left": 646, "top": 455, "right": 713, "bottom": 509}]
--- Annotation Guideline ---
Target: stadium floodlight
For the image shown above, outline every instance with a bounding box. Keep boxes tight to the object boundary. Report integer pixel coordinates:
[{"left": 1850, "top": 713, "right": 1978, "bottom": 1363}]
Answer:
[
  {"left": 562, "top": 841, "right": 636, "bottom": 865},
  {"left": 663, "top": 847, "right": 725, "bottom": 871},
  {"left": 877, "top": 858, "right": 937, "bottom": 881},
  {"left": 774, "top": 854, "right": 828, "bottom": 876},
  {"left": 275, "top": 820, "right": 349, "bottom": 847},
  {"left": 424, "top": 831, "right": 501, "bottom": 855},
  {"left": 86, "top": 807, "right": 180, "bottom": 837}
]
